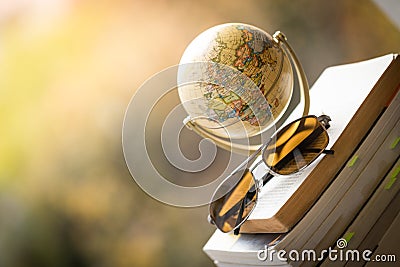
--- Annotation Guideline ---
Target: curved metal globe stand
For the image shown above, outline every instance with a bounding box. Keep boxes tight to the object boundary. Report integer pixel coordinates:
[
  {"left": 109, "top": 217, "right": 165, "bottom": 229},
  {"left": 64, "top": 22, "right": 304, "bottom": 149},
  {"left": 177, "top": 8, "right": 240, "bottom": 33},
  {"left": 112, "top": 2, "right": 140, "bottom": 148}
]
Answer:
[
  {"left": 273, "top": 31, "right": 310, "bottom": 117},
  {"left": 184, "top": 31, "right": 310, "bottom": 155}
]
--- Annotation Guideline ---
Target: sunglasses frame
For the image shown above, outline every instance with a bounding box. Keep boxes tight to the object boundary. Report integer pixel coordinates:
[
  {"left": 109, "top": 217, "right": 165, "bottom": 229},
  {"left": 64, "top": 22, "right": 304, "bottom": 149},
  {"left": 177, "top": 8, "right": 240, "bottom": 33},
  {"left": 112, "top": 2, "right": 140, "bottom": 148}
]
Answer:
[{"left": 208, "top": 115, "right": 334, "bottom": 234}]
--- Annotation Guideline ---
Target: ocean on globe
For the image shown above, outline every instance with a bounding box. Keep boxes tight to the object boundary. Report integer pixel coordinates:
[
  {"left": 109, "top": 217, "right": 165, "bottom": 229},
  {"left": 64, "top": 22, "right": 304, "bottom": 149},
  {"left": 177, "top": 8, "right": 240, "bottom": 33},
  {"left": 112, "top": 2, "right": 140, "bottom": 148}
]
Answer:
[{"left": 178, "top": 23, "right": 294, "bottom": 139}]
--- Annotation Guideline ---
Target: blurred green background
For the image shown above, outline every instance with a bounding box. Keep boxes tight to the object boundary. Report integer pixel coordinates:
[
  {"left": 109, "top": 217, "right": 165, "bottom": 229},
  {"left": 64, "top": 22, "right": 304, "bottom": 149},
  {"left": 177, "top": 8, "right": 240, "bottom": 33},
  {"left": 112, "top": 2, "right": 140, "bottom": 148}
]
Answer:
[{"left": 0, "top": 0, "right": 399, "bottom": 266}]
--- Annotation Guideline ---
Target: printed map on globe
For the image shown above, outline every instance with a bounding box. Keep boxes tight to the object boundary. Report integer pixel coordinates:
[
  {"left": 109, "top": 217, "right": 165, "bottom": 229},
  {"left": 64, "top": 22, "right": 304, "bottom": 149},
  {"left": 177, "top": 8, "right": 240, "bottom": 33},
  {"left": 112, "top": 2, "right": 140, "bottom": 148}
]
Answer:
[{"left": 178, "top": 23, "right": 294, "bottom": 139}]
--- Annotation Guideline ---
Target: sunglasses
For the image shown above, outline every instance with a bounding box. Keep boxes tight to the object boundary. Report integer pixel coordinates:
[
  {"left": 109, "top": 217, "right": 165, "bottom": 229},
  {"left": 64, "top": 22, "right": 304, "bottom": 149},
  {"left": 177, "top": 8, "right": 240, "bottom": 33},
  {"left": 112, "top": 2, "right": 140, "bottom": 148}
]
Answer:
[{"left": 208, "top": 115, "right": 334, "bottom": 235}]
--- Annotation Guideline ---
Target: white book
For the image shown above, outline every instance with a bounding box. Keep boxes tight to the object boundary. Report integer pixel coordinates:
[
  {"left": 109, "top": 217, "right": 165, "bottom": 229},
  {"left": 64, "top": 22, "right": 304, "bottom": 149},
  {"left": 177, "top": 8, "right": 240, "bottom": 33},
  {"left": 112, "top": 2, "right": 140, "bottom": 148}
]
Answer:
[
  {"left": 297, "top": 116, "right": 400, "bottom": 267},
  {"left": 337, "top": 191, "right": 400, "bottom": 267},
  {"left": 277, "top": 89, "right": 400, "bottom": 255},
  {"left": 203, "top": 230, "right": 287, "bottom": 266},
  {"left": 241, "top": 54, "right": 400, "bottom": 233},
  {"left": 364, "top": 212, "right": 400, "bottom": 267},
  {"left": 216, "top": 261, "right": 291, "bottom": 267},
  {"left": 320, "top": 158, "right": 400, "bottom": 267},
  {"left": 355, "top": 193, "right": 400, "bottom": 267}
]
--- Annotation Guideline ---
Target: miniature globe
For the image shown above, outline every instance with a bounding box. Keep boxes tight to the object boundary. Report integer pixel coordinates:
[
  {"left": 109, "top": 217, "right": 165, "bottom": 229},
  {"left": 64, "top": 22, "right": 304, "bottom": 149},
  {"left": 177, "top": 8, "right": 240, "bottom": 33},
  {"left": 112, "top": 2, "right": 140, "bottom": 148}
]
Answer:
[{"left": 178, "top": 23, "right": 294, "bottom": 140}]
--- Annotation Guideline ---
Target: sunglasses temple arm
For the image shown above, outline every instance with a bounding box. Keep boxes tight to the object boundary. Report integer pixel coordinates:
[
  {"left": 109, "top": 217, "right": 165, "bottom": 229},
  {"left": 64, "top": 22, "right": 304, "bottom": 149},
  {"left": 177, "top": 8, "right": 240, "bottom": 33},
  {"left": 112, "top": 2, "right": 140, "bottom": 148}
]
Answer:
[{"left": 323, "top": 149, "right": 334, "bottom": 155}]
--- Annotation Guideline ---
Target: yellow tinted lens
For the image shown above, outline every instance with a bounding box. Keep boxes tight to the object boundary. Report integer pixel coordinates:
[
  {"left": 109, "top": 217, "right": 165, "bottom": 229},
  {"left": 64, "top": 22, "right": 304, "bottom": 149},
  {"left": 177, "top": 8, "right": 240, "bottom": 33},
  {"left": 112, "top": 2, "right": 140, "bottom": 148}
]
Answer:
[
  {"left": 209, "top": 169, "right": 258, "bottom": 233},
  {"left": 263, "top": 116, "right": 329, "bottom": 175}
]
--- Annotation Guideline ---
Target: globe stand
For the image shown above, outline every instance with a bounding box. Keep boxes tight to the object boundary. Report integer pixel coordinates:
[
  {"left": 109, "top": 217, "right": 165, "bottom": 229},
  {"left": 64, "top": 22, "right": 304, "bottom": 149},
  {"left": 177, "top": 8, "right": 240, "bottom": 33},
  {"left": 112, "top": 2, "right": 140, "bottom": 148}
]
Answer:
[
  {"left": 184, "top": 31, "right": 310, "bottom": 155},
  {"left": 273, "top": 31, "right": 310, "bottom": 118}
]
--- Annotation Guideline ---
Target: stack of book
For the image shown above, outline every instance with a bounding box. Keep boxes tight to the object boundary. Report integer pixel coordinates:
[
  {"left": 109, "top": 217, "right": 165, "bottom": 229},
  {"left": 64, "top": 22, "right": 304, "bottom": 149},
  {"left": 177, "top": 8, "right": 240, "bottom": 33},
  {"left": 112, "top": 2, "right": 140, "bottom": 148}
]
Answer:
[{"left": 203, "top": 54, "right": 400, "bottom": 266}]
